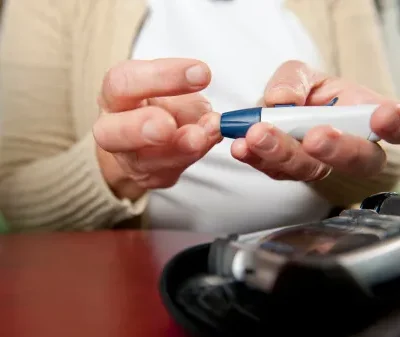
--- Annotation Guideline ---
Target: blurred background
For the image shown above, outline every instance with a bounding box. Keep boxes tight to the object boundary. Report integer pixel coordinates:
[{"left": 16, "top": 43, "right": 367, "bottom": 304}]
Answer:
[{"left": 375, "top": 0, "right": 400, "bottom": 96}]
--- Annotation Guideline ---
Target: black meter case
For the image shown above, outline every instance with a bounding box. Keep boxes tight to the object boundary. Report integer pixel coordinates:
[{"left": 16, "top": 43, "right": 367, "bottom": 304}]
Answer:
[{"left": 159, "top": 192, "right": 400, "bottom": 337}]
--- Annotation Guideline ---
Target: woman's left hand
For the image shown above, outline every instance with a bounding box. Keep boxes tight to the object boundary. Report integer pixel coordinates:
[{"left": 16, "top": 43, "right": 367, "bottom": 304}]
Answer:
[{"left": 231, "top": 60, "right": 400, "bottom": 181}]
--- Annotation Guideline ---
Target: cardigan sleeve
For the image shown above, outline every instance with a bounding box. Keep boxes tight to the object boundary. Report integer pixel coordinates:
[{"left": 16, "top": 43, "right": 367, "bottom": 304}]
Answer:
[
  {"left": 0, "top": 0, "right": 147, "bottom": 232},
  {"left": 331, "top": 0, "right": 396, "bottom": 97},
  {"left": 310, "top": 0, "right": 400, "bottom": 206}
]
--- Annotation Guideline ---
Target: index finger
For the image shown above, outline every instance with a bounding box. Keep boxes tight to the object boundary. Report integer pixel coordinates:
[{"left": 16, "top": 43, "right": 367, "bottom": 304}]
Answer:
[{"left": 100, "top": 58, "right": 212, "bottom": 112}]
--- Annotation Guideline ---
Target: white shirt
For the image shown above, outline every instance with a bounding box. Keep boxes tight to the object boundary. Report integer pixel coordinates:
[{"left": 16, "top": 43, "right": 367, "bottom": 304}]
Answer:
[{"left": 132, "top": 0, "right": 333, "bottom": 234}]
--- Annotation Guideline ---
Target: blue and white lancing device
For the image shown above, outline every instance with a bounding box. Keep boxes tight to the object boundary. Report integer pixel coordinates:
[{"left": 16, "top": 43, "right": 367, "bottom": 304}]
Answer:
[{"left": 219, "top": 97, "right": 381, "bottom": 141}]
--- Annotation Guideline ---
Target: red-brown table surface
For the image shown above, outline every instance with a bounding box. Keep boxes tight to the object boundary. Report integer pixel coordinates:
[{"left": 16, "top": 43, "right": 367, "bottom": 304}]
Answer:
[{"left": 0, "top": 230, "right": 216, "bottom": 337}]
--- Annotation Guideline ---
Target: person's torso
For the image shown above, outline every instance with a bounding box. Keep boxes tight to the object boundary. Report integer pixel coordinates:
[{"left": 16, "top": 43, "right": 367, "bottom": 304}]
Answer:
[{"left": 131, "top": 0, "right": 333, "bottom": 233}]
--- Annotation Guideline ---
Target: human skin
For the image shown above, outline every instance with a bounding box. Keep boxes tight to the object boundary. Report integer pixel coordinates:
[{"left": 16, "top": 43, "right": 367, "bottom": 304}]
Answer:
[{"left": 93, "top": 59, "right": 400, "bottom": 200}]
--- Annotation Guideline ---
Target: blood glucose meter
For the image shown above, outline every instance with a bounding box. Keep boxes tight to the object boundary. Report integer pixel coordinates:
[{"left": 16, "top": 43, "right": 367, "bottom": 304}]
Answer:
[{"left": 208, "top": 192, "right": 400, "bottom": 304}]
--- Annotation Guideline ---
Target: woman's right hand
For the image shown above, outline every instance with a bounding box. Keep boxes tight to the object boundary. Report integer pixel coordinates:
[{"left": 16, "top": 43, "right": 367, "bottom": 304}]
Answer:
[{"left": 93, "top": 58, "right": 222, "bottom": 200}]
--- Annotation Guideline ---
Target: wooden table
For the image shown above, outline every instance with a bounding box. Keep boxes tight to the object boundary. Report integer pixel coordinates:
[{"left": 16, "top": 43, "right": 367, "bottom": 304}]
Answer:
[{"left": 0, "top": 230, "right": 215, "bottom": 337}]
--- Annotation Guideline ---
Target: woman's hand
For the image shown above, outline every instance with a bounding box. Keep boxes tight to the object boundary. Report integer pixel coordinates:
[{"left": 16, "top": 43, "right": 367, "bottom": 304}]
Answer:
[
  {"left": 231, "top": 60, "right": 400, "bottom": 181},
  {"left": 93, "top": 58, "right": 221, "bottom": 200}
]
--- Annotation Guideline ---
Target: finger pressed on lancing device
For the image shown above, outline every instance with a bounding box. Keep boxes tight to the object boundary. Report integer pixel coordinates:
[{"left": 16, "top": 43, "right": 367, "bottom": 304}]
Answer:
[{"left": 219, "top": 97, "right": 380, "bottom": 142}]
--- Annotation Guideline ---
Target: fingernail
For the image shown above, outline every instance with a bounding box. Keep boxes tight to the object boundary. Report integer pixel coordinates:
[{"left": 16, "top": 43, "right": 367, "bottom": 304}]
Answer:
[
  {"left": 185, "top": 64, "right": 209, "bottom": 86},
  {"left": 255, "top": 130, "right": 277, "bottom": 150},
  {"left": 142, "top": 118, "right": 174, "bottom": 144}
]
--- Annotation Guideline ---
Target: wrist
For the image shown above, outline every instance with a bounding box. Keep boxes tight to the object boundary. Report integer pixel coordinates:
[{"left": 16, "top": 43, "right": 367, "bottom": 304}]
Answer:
[{"left": 96, "top": 145, "right": 147, "bottom": 201}]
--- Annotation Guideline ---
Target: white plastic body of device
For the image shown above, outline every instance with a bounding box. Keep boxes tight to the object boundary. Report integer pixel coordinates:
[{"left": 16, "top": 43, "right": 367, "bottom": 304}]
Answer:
[{"left": 260, "top": 105, "right": 380, "bottom": 141}]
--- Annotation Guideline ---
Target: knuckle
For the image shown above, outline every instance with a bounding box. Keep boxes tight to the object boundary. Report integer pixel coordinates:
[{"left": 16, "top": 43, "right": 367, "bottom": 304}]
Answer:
[
  {"left": 147, "top": 175, "right": 180, "bottom": 189},
  {"left": 363, "top": 144, "right": 387, "bottom": 176},
  {"left": 346, "top": 147, "right": 363, "bottom": 170},
  {"left": 92, "top": 114, "right": 114, "bottom": 150},
  {"left": 116, "top": 152, "right": 147, "bottom": 175},
  {"left": 165, "top": 153, "right": 201, "bottom": 171},
  {"left": 157, "top": 179, "right": 179, "bottom": 189},
  {"left": 150, "top": 59, "right": 169, "bottom": 83},
  {"left": 103, "top": 61, "right": 133, "bottom": 101},
  {"left": 139, "top": 105, "right": 173, "bottom": 124},
  {"left": 255, "top": 159, "right": 270, "bottom": 172},
  {"left": 92, "top": 120, "right": 107, "bottom": 147},
  {"left": 135, "top": 179, "right": 151, "bottom": 189},
  {"left": 144, "top": 105, "right": 168, "bottom": 117},
  {"left": 118, "top": 118, "right": 137, "bottom": 146},
  {"left": 240, "top": 152, "right": 263, "bottom": 167},
  {"left": 253, "top": 158, "right": 293, "bottom": 180},
  {"left": 193, "top": 99, "right": 213, "bottom": 116},
  {"left": 267, "top": 170, "right": 291, "bottom": 181},
  {"left": 264, "top": 142, "right": 295, "bottom": 165},
  {"left": 278, "top": 147, "right": 296, "bottom": 166},
  {"left": 167, "top": 160, "right": 186, "bottom": 171},
  {"left": 129, "top": 153, "right": 147, "bottom": 174},
  {"left": 130, "top": 171, "right": 152, "bottom": 185}
]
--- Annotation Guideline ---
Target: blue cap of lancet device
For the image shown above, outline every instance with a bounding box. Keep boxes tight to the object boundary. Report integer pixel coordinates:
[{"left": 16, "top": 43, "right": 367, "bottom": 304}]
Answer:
[
  {"left": 220, "top": 98, "right": 338, "bottom": 139},
  {"left": 220, "top": 107, "right": 262, "bottom": 139}
]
